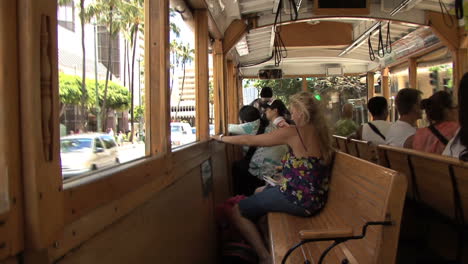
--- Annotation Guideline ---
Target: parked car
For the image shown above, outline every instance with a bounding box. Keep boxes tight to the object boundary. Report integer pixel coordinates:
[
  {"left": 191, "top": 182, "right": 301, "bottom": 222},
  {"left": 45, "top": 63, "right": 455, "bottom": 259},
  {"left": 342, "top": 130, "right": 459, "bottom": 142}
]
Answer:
[
  {"left": 60, "top": 134, "right": 120, "bottom": 178},
  {"left": 170, "top": 122, "right": 195, "bottom": 146}
]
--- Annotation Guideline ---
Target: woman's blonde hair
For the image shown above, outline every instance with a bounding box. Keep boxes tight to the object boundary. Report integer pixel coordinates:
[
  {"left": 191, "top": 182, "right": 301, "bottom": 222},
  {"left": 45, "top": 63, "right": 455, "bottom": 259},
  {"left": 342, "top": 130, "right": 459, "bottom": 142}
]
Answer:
[{"left": 290, "top": 91, "right": 333, "bottom": 164}]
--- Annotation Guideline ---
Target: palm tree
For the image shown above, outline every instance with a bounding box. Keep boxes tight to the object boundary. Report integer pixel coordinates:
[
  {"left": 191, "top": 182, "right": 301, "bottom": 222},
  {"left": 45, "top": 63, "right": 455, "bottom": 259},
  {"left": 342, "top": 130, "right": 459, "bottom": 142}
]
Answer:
[
  {"left": 58, "top": 0, "right": 87, "bottom": 131},
  {"left": 174, "top": 43, "right": 194, "bottom": 120},
  {"left": 170, "top": 40, "right": 181, "bottom": 96},
  {"left": 120, "top": 0, "right": 144, "bottom": 142},
  {"left": 86, "top": 0, "right": 122, "bottom": 132}
]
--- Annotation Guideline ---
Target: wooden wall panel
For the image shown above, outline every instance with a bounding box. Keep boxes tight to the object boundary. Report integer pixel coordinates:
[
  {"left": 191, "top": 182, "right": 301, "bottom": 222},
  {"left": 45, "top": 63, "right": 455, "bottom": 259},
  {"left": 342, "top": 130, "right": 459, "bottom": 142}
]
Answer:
[
  {"left": 49, "top": 142, "right": 227, "bottom": 262},
  {"left": 279, "top": 22, "right": 353, "bottom": 47},
  {"left": 18, "top": 0, "right": 64, "bottom": 250},
  {"left": 0, "top": 256, "right": 19, "bottom": 264},
  {"left": 0, "top": 0, "right": 24, "bottom": 258},
  {"left": 56, "top": 168, "right": 217, "bottom": 264},
  {"left": 211, "top": 143, "right": 230, "bottom": 205}
]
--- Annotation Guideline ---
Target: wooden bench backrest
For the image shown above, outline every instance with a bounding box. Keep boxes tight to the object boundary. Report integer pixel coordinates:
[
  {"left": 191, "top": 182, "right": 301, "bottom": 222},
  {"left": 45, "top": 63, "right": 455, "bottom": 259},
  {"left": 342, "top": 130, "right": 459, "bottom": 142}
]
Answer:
[
  {"left": 452, "top": 164, "right": 468, "bottom": 221},
  {"left": 324, "top": 152, "right": 407, "bottom": 263},
  {"left": 378, "top": 145, "right": 468, "bottom": 222},
  {"left": 377, "top": 146, "right": 417, "bottom": 199},
  {"left": 346, "top": 139, "right": 359, "bottom": 157},
  {"left": 333, "top": 135, "right": 348, "bottom": 153},
  {"left": 351, "top": 139, "right": 378, "bottom": 163}
]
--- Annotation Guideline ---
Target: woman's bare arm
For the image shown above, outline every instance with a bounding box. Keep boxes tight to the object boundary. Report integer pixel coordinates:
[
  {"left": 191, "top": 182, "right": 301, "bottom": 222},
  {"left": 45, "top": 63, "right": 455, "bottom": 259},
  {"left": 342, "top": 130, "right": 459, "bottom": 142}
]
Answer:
[{"left": 213, "top": 127, "right": 294, "bottom": 147}]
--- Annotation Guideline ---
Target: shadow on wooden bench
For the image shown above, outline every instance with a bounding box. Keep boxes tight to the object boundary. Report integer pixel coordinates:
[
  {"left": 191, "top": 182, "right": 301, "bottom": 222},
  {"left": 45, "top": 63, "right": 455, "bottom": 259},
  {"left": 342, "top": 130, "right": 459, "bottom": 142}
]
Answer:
[
  {"left": 268, "top": 152, "right": 407, "bottom": 264},
  {"left": 333, "top": 136, "right": 378, "bottom": 164},
  {"left": 377, "top": 145, "right": 468, "bottom": 262}
]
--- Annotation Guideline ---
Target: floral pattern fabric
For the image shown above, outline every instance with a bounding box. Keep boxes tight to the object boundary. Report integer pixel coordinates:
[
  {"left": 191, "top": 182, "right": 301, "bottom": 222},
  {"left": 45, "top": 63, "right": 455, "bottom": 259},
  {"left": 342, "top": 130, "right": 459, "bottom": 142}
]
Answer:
[{"left": 280, "top": 151, "right": 329, "bottom": 211}]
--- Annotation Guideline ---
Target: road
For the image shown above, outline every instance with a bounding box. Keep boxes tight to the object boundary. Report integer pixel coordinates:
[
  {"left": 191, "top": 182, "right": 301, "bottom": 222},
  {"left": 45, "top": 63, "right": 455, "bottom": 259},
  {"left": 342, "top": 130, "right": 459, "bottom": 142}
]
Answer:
[{"left": 118, "top": 143, "right": 146, "bottom": 163}]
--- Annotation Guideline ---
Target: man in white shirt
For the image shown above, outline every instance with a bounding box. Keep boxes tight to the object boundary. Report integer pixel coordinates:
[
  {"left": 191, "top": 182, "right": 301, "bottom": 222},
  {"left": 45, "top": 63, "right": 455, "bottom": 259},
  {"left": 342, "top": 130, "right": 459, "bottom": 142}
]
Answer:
[
  {"left": 385, "top": 88, "right": 422, "bottom": 147},
  {"left": 358, "top": 96, "right": 391, "bottom": 145}
]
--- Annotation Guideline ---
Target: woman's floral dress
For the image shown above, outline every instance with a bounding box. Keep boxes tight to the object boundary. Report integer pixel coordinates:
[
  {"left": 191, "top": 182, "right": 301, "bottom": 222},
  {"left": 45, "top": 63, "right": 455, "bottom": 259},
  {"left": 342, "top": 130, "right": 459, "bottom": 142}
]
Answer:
[{"left": 280, "top": 151, "right": 330, "bottom": 212}]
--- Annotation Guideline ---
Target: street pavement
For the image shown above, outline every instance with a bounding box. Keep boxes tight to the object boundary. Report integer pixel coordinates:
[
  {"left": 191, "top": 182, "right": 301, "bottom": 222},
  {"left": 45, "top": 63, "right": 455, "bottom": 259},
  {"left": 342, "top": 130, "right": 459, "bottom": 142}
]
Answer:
[{"left": 118, "top": 142, "right": 146, "bottom": 163}]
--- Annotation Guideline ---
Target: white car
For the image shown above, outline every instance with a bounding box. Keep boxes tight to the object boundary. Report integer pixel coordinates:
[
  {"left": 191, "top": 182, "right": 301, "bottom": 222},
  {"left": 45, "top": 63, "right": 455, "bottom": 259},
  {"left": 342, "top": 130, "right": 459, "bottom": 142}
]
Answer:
[
  {"left": 170, "top": 122, "right": 196, "bottom": 146},
  {"left": 60, "top": 134, "right": 120, "bottom": 178}
]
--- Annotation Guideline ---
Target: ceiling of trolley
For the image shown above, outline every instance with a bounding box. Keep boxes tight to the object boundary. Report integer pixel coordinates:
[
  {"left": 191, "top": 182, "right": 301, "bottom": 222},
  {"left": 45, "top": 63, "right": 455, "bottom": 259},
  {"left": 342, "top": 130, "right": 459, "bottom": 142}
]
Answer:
[{"left": 211, "top": 0, "right": 451, "bottom": 76}]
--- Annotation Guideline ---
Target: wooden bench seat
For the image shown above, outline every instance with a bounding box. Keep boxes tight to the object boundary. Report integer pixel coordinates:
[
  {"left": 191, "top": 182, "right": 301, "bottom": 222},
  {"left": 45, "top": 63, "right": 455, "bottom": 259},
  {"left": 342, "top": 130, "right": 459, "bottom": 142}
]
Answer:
[{"left": 268, "top": 152, "right": 407, "bottom": 264}]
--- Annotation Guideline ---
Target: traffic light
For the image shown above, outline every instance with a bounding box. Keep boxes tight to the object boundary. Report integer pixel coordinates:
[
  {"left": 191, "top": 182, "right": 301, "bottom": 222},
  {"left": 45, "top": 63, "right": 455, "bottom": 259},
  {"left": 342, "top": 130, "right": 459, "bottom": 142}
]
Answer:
[
  {"left": 314, "top": 94, "right": 322, "bottom": 101},
  {"left": 429, "top": 71, "right": 439, "bottom": 87},
  {"left": 443, "top": 78, "right": 450, "bottom": 89}
]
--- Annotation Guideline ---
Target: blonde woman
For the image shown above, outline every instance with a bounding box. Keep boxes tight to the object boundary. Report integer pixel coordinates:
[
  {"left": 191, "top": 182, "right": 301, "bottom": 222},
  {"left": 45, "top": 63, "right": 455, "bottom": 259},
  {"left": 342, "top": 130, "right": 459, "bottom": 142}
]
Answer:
[{"left": 212, "top": 91, "right": 333, "bottom": 264}]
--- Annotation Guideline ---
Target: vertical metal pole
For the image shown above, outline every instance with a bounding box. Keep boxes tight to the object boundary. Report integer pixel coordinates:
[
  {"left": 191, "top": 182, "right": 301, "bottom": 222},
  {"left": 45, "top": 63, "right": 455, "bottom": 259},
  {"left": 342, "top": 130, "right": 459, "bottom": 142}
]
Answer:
[{"left": 94, "top": 23, "right": 101, "bottom": 132}]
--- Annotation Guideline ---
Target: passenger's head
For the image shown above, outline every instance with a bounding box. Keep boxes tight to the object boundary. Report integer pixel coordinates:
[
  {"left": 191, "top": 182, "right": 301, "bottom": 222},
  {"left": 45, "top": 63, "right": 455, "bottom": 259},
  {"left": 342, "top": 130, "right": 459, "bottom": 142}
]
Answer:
[
  {"left": 420, "top": 91, "right": 455, "bottom": 123},
  {"left": 238, "top": 105, "right": 260, "bottom": 123},
  {"left": 289, "top": 91, "right": 332, "bottom": 163},
  {"left": 262, "top": 99, "right": 288, "bottom": 121},
  {"left": 341, "top": 103, "right": 354, "bottom": 119},
  {"left": 367, "top": 96, "right": 388, "bottom": 120},
  {"left": 260, "top": 86, "right": 273, "bottom": 102},
  {"left": 395, "top": 88, "right": 422, "bottom": 119},
  {"left": 459, "top": 73, "right": 468, "bottom": 149}
]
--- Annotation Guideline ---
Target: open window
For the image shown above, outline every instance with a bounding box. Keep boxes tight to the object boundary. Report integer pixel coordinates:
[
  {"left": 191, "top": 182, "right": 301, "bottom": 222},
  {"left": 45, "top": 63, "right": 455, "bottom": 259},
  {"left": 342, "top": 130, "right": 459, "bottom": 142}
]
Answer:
[
  {"left": 57, "top": 0, "right": 147, "bottom": 182},
  {"left": 169, "top": 5, "right": 196, "bottom": 148}
]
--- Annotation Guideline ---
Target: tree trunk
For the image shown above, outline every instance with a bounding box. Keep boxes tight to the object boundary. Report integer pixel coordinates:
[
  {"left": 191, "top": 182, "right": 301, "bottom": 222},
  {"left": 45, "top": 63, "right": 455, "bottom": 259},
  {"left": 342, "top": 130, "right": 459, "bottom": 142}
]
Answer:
[
  {"left": 170, "top": 47, "right": 175, "bottom": 96},
  {"left": 127, "top": 40, "right": 131, "bottom": 90},
  {"left": 59, "top": 103, "right": 66, "bottom": 118},
  {"left": 101, "top": 6, "right": 114, "bottom": 132},
  {"left": 80, "top": 0, "right": 87, "bottom": 131},
  {"left": 123, "top": 39, "right": 127, "bottom": 87},
  {"left": 174, "top": 61, "right": 186, "bottom": 120},
  {"left": 129, "top": 24, "right": 139, "bottom": 143}
]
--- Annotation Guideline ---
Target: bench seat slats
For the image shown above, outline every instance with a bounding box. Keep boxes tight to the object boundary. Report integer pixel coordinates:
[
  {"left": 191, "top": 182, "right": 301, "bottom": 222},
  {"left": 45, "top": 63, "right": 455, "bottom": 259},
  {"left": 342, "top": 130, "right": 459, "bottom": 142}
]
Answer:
[{"left": 268, "top": 152, "right": 407, "bottom": 264}]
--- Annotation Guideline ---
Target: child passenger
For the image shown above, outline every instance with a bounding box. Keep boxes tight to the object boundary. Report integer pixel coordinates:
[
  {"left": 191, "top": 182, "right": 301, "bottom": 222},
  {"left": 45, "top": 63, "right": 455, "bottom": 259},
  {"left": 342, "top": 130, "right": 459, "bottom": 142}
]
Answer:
[{"left": 262, "top": 99, "right": 290, "bottom": 128}]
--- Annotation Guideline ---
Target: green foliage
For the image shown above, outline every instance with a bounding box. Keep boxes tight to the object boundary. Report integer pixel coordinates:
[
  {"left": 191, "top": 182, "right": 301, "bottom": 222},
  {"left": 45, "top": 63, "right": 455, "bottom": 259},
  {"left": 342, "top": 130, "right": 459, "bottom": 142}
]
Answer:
[
  {"left": 133, "top": 105, "right": 144, "bottom": 121},
  {"left": 250, "top": 78, "right": 302, "bottom": 104},
  {"left": 209, "top": 81, "right": 214, "bottom": 104},
  {"left": 59, "top": 73, "right": 84, "bottom": 105},
  {"left": 429, "top": 65, "right": 454, "bottom": 89},
  {"left": 59, "top": 73, "right": 130, "bottom": 111},
  {"left": 245, "top": 76, "right": 366, "bottom": 105},
  {"left": 85, "top": 0, "right": 123, "bottom": 35}
]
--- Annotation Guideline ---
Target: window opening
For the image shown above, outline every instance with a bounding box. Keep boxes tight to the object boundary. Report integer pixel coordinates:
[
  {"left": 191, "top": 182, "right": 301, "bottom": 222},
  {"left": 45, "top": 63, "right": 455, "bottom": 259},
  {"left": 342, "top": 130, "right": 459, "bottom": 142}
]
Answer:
[
  {"left": 169, "top": 6, "right": 196, "bottom": 148},
  {"left": 57, "top": 0, "right": 147, "bottom": 181},
  {"left": 208, "top": 49, "right": 214, "bottom": 135}
]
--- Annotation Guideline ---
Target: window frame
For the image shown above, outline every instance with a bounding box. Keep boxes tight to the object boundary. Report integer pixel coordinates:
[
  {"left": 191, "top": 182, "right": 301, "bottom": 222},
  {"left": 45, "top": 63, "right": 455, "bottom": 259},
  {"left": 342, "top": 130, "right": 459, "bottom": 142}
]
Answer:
[
  {"left": 16, "top": 0, "right": 225, "bottom": 259},
  {"left": 59, "top": 0, "right": 171, "bottom": 211}
]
